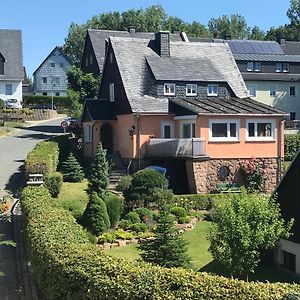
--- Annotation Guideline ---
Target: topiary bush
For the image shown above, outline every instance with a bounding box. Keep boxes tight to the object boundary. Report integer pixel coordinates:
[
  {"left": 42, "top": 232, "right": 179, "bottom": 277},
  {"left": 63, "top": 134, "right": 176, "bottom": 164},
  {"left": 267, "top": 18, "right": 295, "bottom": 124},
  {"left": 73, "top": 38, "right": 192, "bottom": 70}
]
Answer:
[
  {"left": 44, "top": 172, "right": 63, "bottom": 197},
  {"left": 103, "top": 192, "right": 124, "bottom": 227},
  {"left": 62, "top": 152, "right": 85, "bottom": 182},
  {"left": 81, "top": 192, "right": 110, "bottom": 235}
]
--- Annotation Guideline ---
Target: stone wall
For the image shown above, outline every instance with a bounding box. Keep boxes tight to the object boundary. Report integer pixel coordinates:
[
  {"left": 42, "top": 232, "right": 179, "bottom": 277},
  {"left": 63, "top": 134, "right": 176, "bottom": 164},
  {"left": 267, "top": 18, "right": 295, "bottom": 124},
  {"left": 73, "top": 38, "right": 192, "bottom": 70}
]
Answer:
[{"left": 186, "top": 157, "right": 279, "bottom": 194}]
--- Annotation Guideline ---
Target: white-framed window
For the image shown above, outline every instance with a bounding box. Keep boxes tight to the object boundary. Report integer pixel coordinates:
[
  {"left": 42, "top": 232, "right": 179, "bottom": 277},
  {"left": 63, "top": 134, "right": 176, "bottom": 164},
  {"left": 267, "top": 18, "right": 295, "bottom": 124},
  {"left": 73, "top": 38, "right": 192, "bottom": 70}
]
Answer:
[
  {"left": 164, "top": 83, "right": 175, "bottom": 95},
  {"left": 276, "top": 63, "right": 289, "bottom": 73},
  {"left": 270, "top": 85, "right": 276, "bottom": 97},
  {"left": 254, "top": 62, "right": 261, "bottom": 72},
  {"left": 246, "top": 119, "right": 276, "bottom": 141},
  {"left": 186, "top": 84, "right": 197, "bottom": 96},
  {"left": 178, "top": 119, "right": 196, "bottom": 138},
  {"left": 109, "top": 83, "right": 115, "bottom": 102},
  {"left": 207, "top": 84, "right": 218, "bottom": 96},
  {"left": 247, "top": 85, "right": 256, "bottom": 97},
  {"left": 83, "top": 124, "right": 92, "bottom": 143},
  {"left": 290, "top": 86, "right": 296, "bottom": 96},
  {"left": 160, "top": 121, "right": 175, "bottom": 138},
  {"left": 5, "top": 84, "right": 12, "bottom": 95},
  {"left": 209, "top": 119, "right": 240, "bottom": 142},
  {"left": 247, "top": 62, "right": 254, "bottom": 71}
]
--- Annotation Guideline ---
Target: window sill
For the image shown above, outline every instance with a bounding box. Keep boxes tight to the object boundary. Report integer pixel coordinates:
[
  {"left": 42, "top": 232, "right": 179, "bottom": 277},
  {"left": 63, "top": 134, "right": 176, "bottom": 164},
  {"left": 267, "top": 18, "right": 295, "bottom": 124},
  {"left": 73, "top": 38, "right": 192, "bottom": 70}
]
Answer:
[
  {"left": 209, "top": 139, "right": 240, "bottom": 143},
  {"left": 245, "top": 138, "right": 275, "bottom": 142},
  {"left": 207, "top": 94, "right": 218, "bottom": 97}
]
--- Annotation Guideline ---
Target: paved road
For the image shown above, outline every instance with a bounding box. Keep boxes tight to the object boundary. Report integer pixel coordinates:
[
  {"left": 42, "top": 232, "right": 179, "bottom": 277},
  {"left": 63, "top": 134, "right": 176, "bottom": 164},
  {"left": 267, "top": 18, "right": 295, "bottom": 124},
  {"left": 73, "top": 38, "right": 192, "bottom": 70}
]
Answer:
[{"left": 0, "top": 116, "right": 65, "bottom": 300}]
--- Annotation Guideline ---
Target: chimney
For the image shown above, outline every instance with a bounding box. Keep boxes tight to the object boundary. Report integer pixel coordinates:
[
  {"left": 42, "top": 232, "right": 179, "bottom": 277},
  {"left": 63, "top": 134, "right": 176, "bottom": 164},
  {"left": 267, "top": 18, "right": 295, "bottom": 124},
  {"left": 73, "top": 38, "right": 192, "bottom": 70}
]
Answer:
[
  {"left": 155, "top": 31, "right": 170, "bottom": 58},
  {"left": 280, "top": 38, "right": 286, "bottom": 45},
  {"left": 128, "top": 26, "right": 136, "bottom": 34},
  {"left": 225, "top": 34, "right": 232, "bottom": 40}
]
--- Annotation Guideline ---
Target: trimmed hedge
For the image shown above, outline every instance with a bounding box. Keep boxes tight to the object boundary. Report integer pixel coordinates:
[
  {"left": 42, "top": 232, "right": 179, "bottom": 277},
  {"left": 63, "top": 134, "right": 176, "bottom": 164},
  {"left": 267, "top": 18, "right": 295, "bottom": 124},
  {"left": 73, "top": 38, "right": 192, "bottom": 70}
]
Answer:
[
  {"left": 285, "top": 134, "right": 300, "bottom": 161},
  {"left": 21, "top": 186, "right": 300, "bottom": 299},
  {"left": 44, "top": 172, "right": 63, "bottom": 197},
  {"left": 172, "top": 194, "right": 215, "bottom": 211},
  {"left": 23, "top": 95, "right": 72, "bottom": 110}
]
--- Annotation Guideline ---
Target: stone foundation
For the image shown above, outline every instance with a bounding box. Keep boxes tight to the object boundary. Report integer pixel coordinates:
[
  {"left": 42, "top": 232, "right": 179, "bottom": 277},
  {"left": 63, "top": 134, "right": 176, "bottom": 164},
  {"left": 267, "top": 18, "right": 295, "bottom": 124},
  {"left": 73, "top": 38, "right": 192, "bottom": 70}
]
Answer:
[{"left": 186, "top": 157, "right": 279, "bottom": 194}]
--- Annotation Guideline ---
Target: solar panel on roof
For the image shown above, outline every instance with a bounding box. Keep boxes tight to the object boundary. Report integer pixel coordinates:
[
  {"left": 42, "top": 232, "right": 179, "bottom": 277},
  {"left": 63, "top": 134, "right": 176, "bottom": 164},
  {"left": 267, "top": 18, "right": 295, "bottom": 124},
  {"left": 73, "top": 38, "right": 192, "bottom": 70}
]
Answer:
[
  {"left": 269, "top": 43, "right": 284, "bottom": 54},
  {"left": 227, "top": 40, "right": 284, "bottom": 54}
]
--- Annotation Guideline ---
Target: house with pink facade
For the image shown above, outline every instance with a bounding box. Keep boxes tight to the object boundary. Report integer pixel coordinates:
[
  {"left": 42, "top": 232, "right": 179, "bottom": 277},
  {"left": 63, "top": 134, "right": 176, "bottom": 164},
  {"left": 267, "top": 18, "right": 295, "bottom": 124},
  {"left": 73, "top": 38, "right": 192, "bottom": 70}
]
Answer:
[{"left": 81, "top": 31, "right": 286, "bottom": 194}]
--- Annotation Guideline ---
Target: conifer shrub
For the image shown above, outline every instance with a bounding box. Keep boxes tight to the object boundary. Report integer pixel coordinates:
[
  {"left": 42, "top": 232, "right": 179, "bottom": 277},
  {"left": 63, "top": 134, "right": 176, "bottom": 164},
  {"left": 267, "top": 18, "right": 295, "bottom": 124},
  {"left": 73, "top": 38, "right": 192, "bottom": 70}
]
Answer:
[
  {"left": 62, "top": 152, "right": 84, "bottom": 182},
  {"left": 44, "top": 172, "right": 63, "bottom": 197},
  {"left": 88, "top": 143, "right": 109, "bottom": 196},
  {"left": 124, "top": 211, "right": 141, "bottom": 224},
  {"left": 81, "top": 192, "right": 110, "bottom": 235},
  {"left": 103, "top": 192, "right": 124, "bottom": 227}
]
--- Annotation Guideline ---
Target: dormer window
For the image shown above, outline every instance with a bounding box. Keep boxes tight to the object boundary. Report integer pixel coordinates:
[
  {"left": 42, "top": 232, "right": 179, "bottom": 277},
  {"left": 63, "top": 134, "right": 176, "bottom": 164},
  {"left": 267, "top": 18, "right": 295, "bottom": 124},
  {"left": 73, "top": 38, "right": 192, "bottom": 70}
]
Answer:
[
  {"left": 276, "top": 63, "right": 289, "bottom": 73},
  {"left": 207, "top": 84, "right": 218, "bottom": 96},
  {"left": 164, "top": 83, "right": 175, "bottom": 96},
  {"left": 247, "top": 62, "right": 261, "bottom": 72},
  {"left": 186, "top": 84, "right": 197, "bottom": 96}
]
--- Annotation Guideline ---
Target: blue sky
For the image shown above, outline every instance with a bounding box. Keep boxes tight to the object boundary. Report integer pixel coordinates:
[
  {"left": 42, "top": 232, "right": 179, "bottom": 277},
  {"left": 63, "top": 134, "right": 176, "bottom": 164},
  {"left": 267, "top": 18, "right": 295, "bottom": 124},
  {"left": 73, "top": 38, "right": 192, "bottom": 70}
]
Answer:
[{"left": 0, "top": 0, "right": 291, "bottom": 77}]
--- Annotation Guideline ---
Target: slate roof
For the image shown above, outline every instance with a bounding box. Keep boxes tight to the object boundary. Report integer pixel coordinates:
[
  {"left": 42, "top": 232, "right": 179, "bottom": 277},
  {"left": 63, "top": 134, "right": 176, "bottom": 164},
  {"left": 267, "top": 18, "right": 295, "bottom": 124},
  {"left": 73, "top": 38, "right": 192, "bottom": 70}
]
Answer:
[
  {"left": 81, "top": 99, "right": 116, "bottom": 121},
  {"left": 0, "top": 29, "right": 23, "bottom": 80},
  {"left": 87, "top": 29, "right": 183, "bottom": 73},
  {"left": 170, "top": 97, "right": 286, "bottom": 116},
  {"left": 146, "top": 57, "right": 225, "bottom": 81},
  {"left": 233, "top": 53, "right": 300, "bottom": 62},
  {"left": 110, "top": 36, "right": 249, "bottom": 114},
  {"left": 280, "top": 40, "right": 300, "bottom": 55},
  {"left": 242, "top": 73, "right": 300, "bottom": 82}
]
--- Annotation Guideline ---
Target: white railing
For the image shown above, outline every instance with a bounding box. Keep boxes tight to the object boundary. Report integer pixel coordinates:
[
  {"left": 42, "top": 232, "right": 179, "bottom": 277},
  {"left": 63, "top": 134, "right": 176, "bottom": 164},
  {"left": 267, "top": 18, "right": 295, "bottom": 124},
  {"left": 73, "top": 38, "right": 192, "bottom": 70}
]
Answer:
[{"left": 146, "top": 138, "right": 206, "bottom": 157}]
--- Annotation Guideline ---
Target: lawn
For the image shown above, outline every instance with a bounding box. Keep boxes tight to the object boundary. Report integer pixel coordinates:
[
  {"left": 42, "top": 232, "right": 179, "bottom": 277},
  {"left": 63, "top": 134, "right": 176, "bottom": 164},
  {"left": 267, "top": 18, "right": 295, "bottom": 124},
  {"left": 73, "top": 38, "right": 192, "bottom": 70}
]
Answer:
[
  {"left": 105, "top": 220, "right": 300, "bottom": 283},
  {"left": 55, "top": 179, "right": 89, "bottom": 219}
]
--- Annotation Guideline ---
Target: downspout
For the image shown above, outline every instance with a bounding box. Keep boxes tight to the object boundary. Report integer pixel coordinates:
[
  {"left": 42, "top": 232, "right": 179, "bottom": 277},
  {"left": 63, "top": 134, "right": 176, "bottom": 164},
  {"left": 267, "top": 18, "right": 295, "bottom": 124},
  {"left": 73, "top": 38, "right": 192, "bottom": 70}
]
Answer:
[
  {"left": 137, "top": 113, "right": 141, "bottom": 170},
  {"left": 277, "top": 119, "right": 284, "bottom": 184}
]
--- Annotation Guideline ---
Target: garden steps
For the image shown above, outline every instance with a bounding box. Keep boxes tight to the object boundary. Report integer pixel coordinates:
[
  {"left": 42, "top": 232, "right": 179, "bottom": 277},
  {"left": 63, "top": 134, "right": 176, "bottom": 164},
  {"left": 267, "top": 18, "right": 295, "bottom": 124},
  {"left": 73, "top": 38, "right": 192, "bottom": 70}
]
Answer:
[{"left": 108, "top": 169, "right": 127, "bottom": 194}]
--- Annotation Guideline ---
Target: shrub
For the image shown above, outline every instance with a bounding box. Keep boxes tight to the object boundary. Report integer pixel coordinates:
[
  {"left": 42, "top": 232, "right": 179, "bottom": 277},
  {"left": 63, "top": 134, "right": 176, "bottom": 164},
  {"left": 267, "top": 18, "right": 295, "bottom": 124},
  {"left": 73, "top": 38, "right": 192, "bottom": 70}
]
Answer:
[
  {"left": 170, "top": 206, "right": 187, "bottom": 218},
  {"left": 124, "top": 211, "right": 141, "bottom": 224},
  {"left": 23, "top": 95, "right": 72, "bottom": 111},
  {"left": 133, "top": 207, "right": 153, "bottom": 223},
  {"left": 285, "top": 134, "right": 300, "bottom": 161},
  {"left": 103, "top": 192, "right": 124, "bottom": 227},
  {"left": 172, "top": 194, "right": 211, "bottom": 211},
  {"left": 62, "top": 152, "right": 84, "bottom": 182},
  {"left": 178, "top": 216, "right": 191, "bottom": 224},
  {"left": 118, "top": 219, "right": 132, "bottom": 230},
  {"left": 44, "top": 172, "right": 63, "bottom": 197},
  {"left": 114, "top": 229, "right": 134, "bottom": 240},
  {"left": 81, "top": 192, "right": 110, "bottom": 235},
  {"left": 130, "top": 222, "right": 148, "bottom": 233},
  {"left": 123, "top": 169, "right": 168, "bottom": 207},
  {"left": 88, "top": 143, "right": 109, "bottom": 196},
  {"left": 98, "top": 232, "right": 116, "bottom": 244},
  {"left": 0, "top": 99, "right": 5, "bottom": 109},
  {"left": 116, "top": 175, "right": 132, "bottom": 192}
]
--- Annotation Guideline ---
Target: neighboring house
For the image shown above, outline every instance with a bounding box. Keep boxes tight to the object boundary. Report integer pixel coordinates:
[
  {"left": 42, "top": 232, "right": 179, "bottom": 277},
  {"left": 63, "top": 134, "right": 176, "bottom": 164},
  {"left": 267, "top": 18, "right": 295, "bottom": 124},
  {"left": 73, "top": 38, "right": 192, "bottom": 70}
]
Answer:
[
  {"left": 81, "top": 28, "right": 186, "bottom": 76},
  {"left": 33, "top": 46, "right": 71, "bottom": 96},
  {"left": 22, "top": 66, "right": 33, "bottom": 95},
  {"left": 81, "top": 32, "right": 286, "bottom": 194},
  {"left": 273, "top": 150, "right": 300, "bottom": 274},
  {"left": 0, "top": 29, "right": 23, "bottom": 103}
]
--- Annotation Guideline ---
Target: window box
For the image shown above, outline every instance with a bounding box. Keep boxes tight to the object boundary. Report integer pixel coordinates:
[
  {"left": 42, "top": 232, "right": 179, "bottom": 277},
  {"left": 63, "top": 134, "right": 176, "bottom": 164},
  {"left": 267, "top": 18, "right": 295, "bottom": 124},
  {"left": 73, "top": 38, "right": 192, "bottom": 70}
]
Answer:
[
  {"left": 209, "top": 119, "right": 240, "bottom": 142},
  {"left": 164, "top": 83, "right": 175, "bottom": 95},
  {"left": 246, "top": 119, "right": 275, "bottom": 141}
]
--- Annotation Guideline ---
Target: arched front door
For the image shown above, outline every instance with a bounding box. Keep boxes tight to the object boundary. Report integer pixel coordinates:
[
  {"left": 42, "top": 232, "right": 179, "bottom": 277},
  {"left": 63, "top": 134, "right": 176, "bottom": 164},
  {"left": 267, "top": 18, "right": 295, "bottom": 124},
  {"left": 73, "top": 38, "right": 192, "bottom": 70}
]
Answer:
[{"left": 100, "top": 123, "right": 113, "bottom": 154}]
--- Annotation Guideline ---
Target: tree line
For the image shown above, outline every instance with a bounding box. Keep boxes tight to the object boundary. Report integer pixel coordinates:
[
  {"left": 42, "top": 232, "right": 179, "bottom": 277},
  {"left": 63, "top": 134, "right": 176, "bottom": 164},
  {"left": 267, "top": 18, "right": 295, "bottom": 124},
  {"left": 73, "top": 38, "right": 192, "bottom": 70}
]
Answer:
[{"left": 63, "top": 1, "right": 300, "bottom": 66}]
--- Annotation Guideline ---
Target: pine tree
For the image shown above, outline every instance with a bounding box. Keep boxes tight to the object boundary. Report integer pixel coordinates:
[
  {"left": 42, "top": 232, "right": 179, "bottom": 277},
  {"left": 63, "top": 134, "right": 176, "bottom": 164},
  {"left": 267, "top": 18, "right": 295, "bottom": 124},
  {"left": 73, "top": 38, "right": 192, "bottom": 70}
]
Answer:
[
  {"left": 139, "top": 204, "right": 190, "bottom": 268},
  {"left": 62, "top": 152, "right": 85, "bottom": 182},
  {"left": 88, "top": 143, "right": 109, "bottom": 196},
  {"left": 82, "top": 192, "right": 110, "bottom": 235}
]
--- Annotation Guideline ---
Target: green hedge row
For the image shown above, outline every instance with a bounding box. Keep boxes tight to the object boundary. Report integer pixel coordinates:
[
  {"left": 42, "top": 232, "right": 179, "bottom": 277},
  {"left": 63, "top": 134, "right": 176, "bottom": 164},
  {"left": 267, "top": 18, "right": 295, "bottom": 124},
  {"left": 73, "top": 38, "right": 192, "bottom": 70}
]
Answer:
[
  {"left": 23, "top": 95, "right": 72, "bottom": 109},
  {"left": 284, "top": 134, "right": 300, "bottom": 161},
  {"left": 21, "top": 185, "right": 300, "bottom": 299}
]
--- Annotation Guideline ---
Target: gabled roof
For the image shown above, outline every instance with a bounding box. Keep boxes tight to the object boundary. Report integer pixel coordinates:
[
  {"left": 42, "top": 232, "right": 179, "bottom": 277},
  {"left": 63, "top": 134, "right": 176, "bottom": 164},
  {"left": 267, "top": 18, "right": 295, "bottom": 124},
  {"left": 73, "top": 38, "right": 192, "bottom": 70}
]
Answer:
[
  {"left": 0, "top": 29, "right": 23, "bottom": 80},
  {"left": 233, "top": 53, "right": 300, "bottom": 62},
  {"left": 33, "top": 46, "right": 71, "bottom": 75},
  {"left": 146, "top": 57, "right": 225, "bottom": 82},
  {"left": 170, "top": 97, "right": 286, "bottom": 116},
  {"left": 110, "top": 36, "right": 248, "bottom": 114},
  {"left": 81, "top": 99, "right": 116, "bottom": 122},
  {"left": 85, "top": 29, "right": 184, "bottom": 73}
]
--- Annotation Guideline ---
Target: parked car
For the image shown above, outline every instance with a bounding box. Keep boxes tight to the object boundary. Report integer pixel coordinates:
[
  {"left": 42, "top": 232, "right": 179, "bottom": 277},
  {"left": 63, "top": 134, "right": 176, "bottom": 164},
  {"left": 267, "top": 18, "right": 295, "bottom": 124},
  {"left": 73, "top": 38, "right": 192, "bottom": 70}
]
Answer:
[{"left": 6, "top": 99, "right": 22, "bottom": 109}]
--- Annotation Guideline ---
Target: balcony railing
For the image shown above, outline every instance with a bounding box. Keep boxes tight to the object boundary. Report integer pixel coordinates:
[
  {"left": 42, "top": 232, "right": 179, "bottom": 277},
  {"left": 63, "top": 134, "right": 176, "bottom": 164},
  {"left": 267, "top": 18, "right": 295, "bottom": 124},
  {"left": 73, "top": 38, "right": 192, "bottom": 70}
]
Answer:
[{"left": 145, "top": 138, "right": 206, "bottom": 158}]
